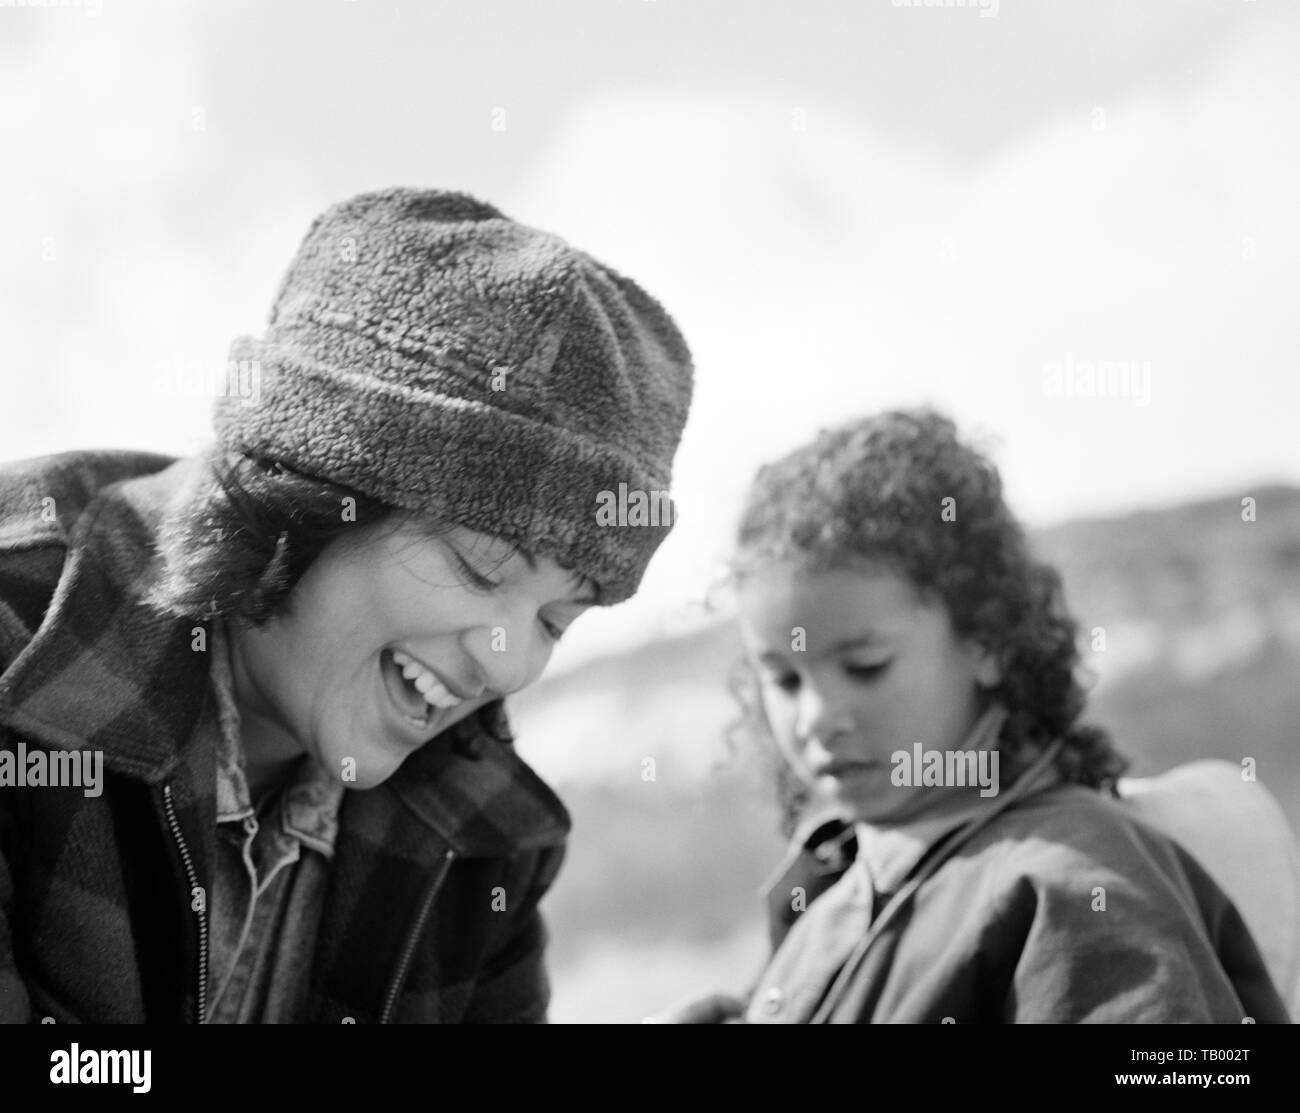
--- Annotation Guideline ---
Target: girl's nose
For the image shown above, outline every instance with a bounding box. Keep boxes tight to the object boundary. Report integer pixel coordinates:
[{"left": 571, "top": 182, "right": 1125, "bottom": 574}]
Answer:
[{"left": 795, "top": 685, "right": 857, "bottom": 751}]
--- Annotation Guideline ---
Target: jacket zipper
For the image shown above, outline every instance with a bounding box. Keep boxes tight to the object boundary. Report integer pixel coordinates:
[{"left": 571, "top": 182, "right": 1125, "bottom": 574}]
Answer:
[
  {"left": 163, "top": 783, "right": 209, "bottom": 1024},
  {"left": 379, "top": 847, "right": 456, "bottom": 1024}
]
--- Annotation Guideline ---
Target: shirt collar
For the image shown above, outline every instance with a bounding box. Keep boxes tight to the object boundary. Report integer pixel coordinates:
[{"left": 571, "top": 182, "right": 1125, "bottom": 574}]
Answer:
[
  {"left": 281, "top": 760, "right": 346, "bottom": 857},
  {"left": 853, "top": 792, "right": 996, "bottom": 898},
  {"left": 208, "top": 620, "right": 346, "bottom": 856},
  {"left": 210, "top": 620, "right": 254, "bottom": 824}
]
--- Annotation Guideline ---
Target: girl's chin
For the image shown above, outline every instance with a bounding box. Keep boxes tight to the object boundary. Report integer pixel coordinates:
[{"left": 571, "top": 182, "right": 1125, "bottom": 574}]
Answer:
[{"left": 836, "top": 786, "right": 939, "bottom": 826}]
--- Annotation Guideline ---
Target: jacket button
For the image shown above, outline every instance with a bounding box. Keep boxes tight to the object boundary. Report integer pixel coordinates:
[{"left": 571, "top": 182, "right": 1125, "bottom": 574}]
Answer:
[{"left": 762, "top": 987, "right": 784, "bottom": 1015}]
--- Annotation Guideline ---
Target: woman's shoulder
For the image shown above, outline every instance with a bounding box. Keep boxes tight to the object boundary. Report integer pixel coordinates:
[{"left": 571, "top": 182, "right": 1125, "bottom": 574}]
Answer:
[
  {"left": 0, "top": 449, "right": 177, "bottom": 549},
  {"left": 0, "top": 447, "right": 176, "bottom": 497},
  {"left": 0, "top": 450, "right": 182, "bottom": 670}
]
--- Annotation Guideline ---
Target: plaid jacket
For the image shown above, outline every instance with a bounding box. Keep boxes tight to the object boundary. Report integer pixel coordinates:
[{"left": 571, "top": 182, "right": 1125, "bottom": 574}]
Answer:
[{"left": 0, "top": 450, "right": 570, "bottom": 1023}]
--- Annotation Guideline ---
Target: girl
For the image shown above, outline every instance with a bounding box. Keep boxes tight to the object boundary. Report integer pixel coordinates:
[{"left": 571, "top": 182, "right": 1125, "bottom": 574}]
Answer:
[
  {"left": 0, "top": 188, "right": 692, "bottom": 1023},
  {"left": 680, "top": 408, "right": 1285, "bottom": 1023}
]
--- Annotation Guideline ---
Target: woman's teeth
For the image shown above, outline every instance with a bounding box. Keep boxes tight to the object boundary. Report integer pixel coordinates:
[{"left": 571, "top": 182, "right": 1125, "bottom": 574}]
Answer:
[{"left": 392, "top": 650, "right": 464, "bottom": 710}]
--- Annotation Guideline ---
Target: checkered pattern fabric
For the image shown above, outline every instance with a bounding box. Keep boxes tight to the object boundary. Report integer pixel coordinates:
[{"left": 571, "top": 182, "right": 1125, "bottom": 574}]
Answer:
[{"left": 0, "top": 450, "right": 569, "bottom": 1023}]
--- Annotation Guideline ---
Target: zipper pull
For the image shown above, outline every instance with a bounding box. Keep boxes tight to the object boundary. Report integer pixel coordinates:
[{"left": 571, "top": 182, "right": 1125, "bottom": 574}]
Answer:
[{"left": 162, "top": 783, "right": 210, "bottom": 1024}]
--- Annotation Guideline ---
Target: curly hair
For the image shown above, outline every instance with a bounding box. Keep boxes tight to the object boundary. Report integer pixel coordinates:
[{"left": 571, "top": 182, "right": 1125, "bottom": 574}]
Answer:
[
  {"left": 146, "top": 445, "right": 511, "bottom": 752},
  {"left": 728, "top": 408, "right": 1127, "bottom": 835}
]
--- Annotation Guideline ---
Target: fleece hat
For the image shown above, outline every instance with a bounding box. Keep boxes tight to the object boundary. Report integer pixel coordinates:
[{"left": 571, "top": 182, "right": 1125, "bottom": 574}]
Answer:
[{"left": 214, "top": 188, "right": 693, "bottom": 603}]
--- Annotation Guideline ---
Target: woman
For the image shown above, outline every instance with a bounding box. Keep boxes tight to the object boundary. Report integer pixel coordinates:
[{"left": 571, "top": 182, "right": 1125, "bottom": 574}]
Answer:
[{"left": 0, "top": 188, "right": 693, "bottom": 1023}]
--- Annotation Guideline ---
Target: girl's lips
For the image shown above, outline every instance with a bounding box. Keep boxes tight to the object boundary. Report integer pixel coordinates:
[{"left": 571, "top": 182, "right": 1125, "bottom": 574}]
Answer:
[{"left": 815, "top": 759, "right": 883, "bottom": 778}]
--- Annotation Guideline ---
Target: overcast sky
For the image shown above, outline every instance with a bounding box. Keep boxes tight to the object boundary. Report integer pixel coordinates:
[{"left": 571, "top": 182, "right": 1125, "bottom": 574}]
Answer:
[{"left": 3, "top": 0, "right": 1297, "bottom": 670}]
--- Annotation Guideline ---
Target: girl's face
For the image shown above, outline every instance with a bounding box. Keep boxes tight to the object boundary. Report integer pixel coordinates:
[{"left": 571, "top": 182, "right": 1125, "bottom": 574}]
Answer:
[
  {"left": 228, "top": 519, "right": 596, "bottom": 790},
  {"left": 736, "top": 561, "right": 1001, "bottom": 825}
]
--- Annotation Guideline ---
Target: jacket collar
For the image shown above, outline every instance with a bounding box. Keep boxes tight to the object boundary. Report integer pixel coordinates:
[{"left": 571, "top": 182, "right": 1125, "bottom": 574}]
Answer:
[
  {"left": 760, "top": 712, "right": 1067, "bottom": 950},
  {"left": 0, "top": 452, "right": 568, "bottom": 858}
]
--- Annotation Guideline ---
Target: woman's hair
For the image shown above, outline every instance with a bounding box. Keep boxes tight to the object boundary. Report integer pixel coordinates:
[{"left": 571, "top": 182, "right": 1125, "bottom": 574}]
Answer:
[
  {"left": 147, "top": 447, "right": 510, "bottom": 751},
  {"left": 150, "top": 448, "right": 394, "bottom": 625},
  {"left": 728, "top": 408, "right": 1127, "bottom": 835}
]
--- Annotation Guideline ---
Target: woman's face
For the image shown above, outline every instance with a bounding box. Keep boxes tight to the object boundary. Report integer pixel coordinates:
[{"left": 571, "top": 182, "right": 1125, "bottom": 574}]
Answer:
[
  {"left": 228, "top": 519, "right": 596, "bottom": 790},
  {"left": 736, "top": 561, "right": 1000, "bottom": 824}
]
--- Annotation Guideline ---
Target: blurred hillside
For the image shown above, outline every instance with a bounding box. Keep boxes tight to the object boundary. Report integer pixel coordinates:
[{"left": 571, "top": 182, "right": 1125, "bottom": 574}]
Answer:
[{"left": 510, "top": 484, "right": 1300, "bottom": 1022}]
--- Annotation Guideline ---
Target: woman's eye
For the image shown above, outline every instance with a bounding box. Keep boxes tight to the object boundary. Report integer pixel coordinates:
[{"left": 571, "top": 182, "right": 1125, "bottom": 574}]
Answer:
[
  {"left": 845, "top": 661, "right": 890, "bottom": 681},
  {"left": 454, "top": 551, "right": 500, "bottom": 592},
  {"left": 539, "top": 616, "right": 565, "bottom": 642}
]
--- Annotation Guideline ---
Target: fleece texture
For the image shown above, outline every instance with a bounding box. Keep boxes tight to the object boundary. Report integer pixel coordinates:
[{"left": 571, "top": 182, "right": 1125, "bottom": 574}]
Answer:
[{"left": 215, "top": 188, "right": 693, "bottom": 603}]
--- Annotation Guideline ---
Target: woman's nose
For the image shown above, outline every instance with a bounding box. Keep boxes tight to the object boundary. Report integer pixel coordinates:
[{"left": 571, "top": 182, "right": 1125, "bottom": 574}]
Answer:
[{"left": 459, "top": 621, "right": 550, "bottom": 698}]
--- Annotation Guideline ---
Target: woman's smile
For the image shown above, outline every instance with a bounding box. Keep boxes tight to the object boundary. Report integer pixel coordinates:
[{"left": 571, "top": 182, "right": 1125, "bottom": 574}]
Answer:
[{"left": 376, "top": 647, "right": 488, "bottom": 744}]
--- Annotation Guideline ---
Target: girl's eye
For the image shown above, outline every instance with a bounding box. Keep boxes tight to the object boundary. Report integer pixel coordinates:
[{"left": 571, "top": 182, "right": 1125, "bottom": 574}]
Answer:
[
  {"left": 539, "top": 616, "right": 566, "bottom": 642},
  {"left": 453, "top": 551, "right": 500, "bottom": 592},
  {"left": 845, "top": 660, "right": 890, "bottom": 681},
  {"left": 762, "top": 671, "right": 800, "bottom": 694}
]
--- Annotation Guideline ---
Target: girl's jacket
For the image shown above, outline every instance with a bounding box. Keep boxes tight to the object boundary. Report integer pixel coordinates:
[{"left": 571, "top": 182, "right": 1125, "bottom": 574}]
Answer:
[
  {"left": 750, "top": 783, "right": 1291, "bottom": 1023},
  {"left": 0, "top": 451, "right": 569, "bottom": 1023}
]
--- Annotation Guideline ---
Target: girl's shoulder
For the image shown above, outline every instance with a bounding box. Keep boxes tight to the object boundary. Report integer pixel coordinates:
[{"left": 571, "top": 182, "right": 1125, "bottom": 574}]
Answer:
[{"left": 956, "top": 781, "right": 1209, "bottom": 899}]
